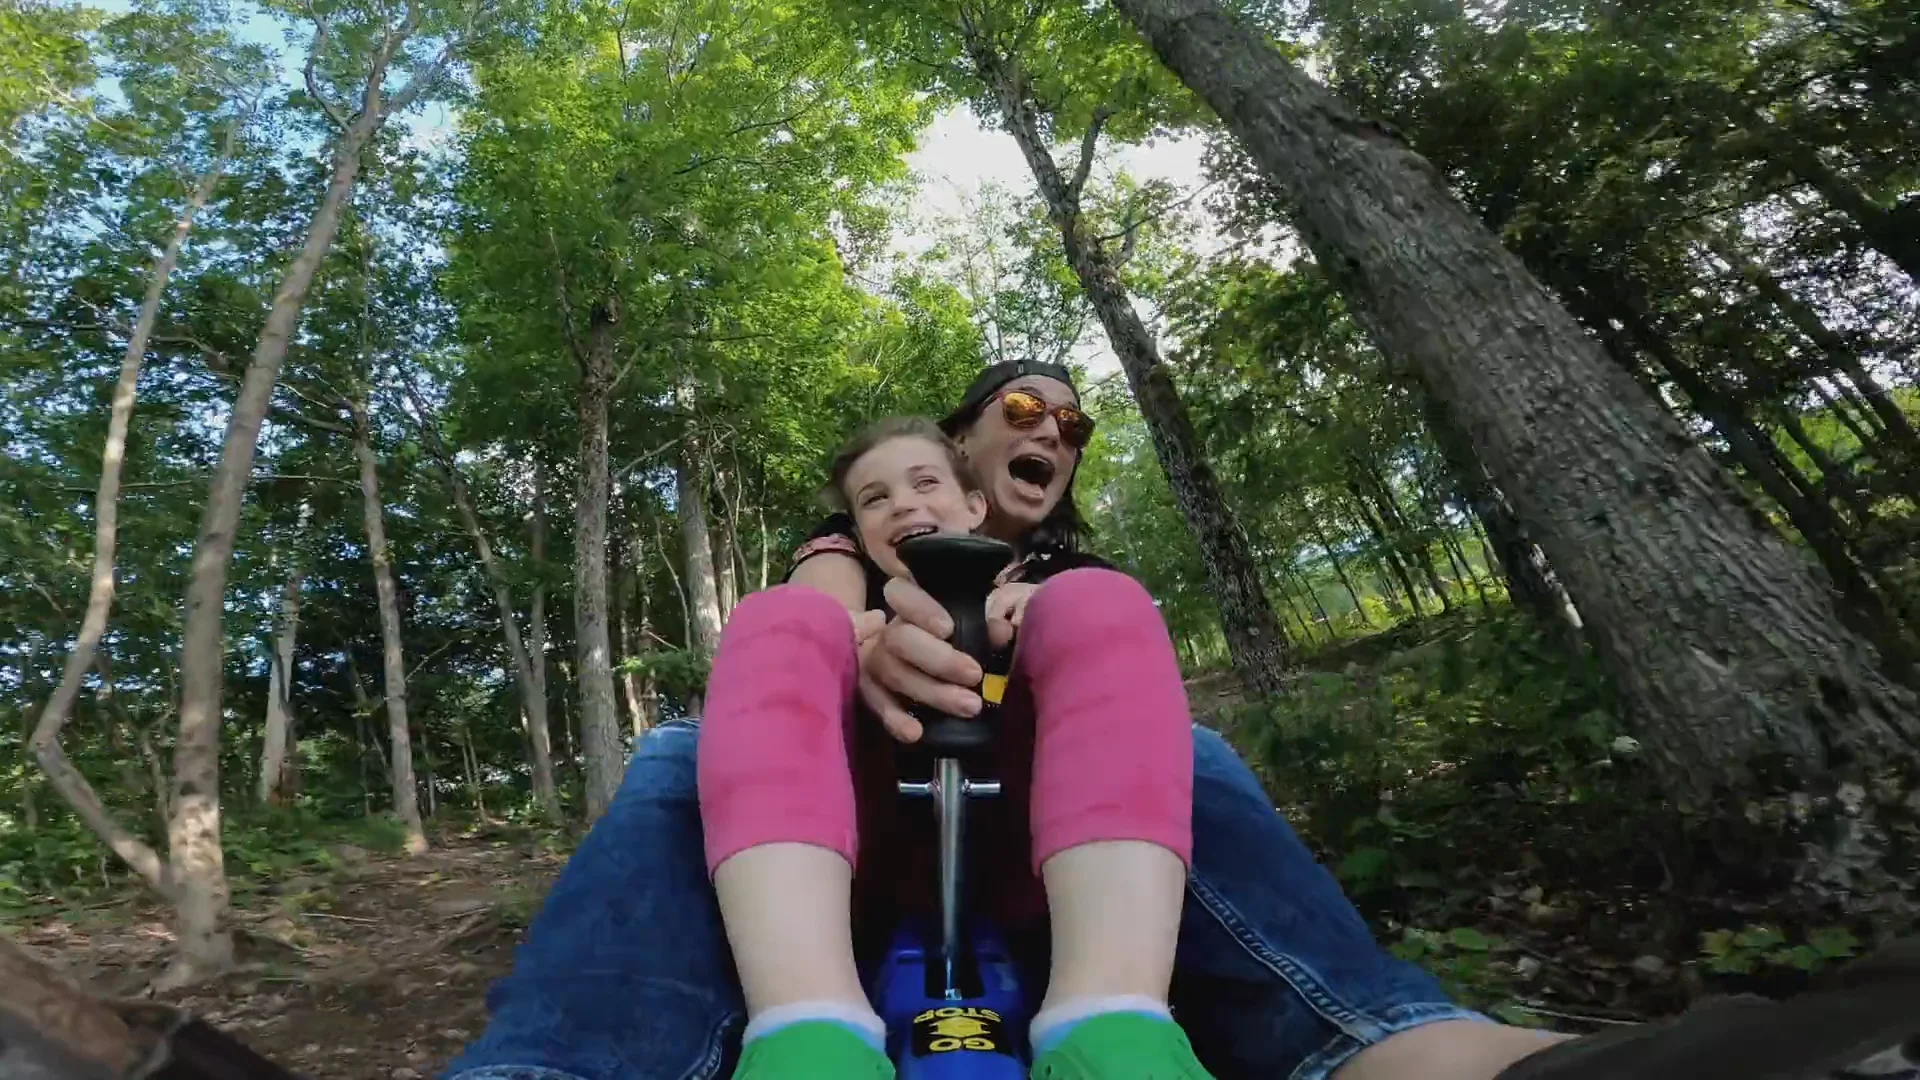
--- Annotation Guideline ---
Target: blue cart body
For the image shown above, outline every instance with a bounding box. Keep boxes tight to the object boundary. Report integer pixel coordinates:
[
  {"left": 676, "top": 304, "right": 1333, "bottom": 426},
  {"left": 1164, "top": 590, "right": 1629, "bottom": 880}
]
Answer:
[{"left": 869, "top": 918, "right": 1032, "bottom": 1080}]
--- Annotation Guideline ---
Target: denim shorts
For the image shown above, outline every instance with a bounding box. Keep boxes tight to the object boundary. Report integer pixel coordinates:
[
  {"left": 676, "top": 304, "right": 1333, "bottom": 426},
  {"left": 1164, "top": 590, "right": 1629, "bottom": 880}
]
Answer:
[{"left": 444, "top": 721, "right": 1483, "bottom": 1080}]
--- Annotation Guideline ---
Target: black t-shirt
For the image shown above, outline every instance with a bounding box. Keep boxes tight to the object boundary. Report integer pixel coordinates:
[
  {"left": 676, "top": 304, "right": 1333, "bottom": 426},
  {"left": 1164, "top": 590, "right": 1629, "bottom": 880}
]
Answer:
[{"left": 786, "top": 512, "right": 1113, "bottom": 616}]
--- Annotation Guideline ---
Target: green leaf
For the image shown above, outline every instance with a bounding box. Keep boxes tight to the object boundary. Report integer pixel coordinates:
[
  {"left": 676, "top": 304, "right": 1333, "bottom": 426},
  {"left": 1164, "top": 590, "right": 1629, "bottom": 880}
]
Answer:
[
  {"left": 1808, "top": 927, "right": 1859, "bottom": 960},
  {"left": 1336, "top": 845, "right": 1390, "bottom": 884},
  {"left": 1448, "top": 927, "right": 1493, "bottom": 952}
]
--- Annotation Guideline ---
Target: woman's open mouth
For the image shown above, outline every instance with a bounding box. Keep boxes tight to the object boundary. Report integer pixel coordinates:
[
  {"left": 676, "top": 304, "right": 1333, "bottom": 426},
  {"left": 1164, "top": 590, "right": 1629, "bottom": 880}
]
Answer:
[{"left": 1007, "top": 454, "right": 1056, "bottom": 492}]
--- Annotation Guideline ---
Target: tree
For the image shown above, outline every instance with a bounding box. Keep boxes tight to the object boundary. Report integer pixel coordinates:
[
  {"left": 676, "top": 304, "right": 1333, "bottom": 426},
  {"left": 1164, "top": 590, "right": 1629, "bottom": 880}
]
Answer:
[
  {"left": 349, "top": 391, "right": 428, "bottom": 852},
  {"left": 409, "top": 388, "right": 562, "bottom": 820},
  {"left": 1110, "top": 0, "right": 1920, "bottom": 879},
  {"left": 29, "top": 139, "right": 236, "bottom": 921},
  {"left": 161, "top": 0, "right": 464, "bottom": 976},
  {"left": 20, "top": 1, "right": 277, "bottom": 984},
  {"left": 258, "top": 501, "right": 311, "bottom": 805},
  {"left": 0, "top": 0, "right": 95, "bottom": 137}
]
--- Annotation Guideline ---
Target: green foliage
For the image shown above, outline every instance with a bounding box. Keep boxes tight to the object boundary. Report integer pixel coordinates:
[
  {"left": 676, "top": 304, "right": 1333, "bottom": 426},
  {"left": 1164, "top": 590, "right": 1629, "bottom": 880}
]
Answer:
[
  {"left": 1387, "top": 925, "right": 1536, "bottom": 1015},
  {"left": 0, "top": 0, "right": 1914, "bottom": 1012},
  {"left": 1700, "top": 924, "right": 1861, "bottom": 976},
  {"left": 0, "top": 808, "right": 409, "bottom": 919},
  {"left": 1228, "top": 607, "right": 1633, "bottom": 914},
  {"left": 0, "top": 0, "right": 96, "bottom": 136},
  {"left": 619, "top": 647, "right": 710, "bottom": 702}
]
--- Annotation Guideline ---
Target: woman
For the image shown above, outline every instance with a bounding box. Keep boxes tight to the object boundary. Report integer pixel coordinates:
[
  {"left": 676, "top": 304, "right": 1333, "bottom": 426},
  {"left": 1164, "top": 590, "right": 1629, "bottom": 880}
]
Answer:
[{"left": 446, "top": 362, "right": 1907, "bottom": 1080}]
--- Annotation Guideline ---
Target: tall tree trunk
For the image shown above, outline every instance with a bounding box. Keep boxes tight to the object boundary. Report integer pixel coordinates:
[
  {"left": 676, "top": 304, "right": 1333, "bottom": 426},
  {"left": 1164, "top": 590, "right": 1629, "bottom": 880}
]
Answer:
[
  {"left": 1273, "top": 577, "right": 1315, "bottom": 645},
  {"left": 656, "top": 513, "right": 694, "bottom": 646},
  {"left": 617, "top": 527, "right": 651, "bottom": 735},
  {"left": 29, "top": 133, "right": 234, "bottom": 980},
  {"left": 258, "top": 509, "right": 309, "bottom": 807},
  {"left": 164, "top": 21, "right": 437, "bottom": 981},
  {"left": 529, "top": 457, "right": 551, "bottom": 776},
  {"left": 416, "top": 407, "right": 560, "bottom": 820},
  {"left": 617, "top": 602, "right": 644, "bottom": 735},
  {"left": 1347, "top": 488, "right": 1424, "bottom": 614},
  {"left": 1810, "top": 377, "right": 1885, "bottom": 452},
  {"left": 1114, "top": 0, "right": 1920, "bottom": 850},
  {"left": 1771, "top": 403, "right": 1877, "bottom": 523},
  {"left": 460, "top": 723, "right": 490, "bottom": 823},
  {"left": 638, "top": 584, "right": 660, "bottom": 731},
  {"left": 1308, "top": 515, "right": 1370, "bottom": 625},
  {"left": 1362, "top": 467, "right": 1449, "bottom": 611},
  {"left": 351, "top": 396, "right": 428, "bottom": 855},
  {"left": 713, "top": 509, "right": 739, "bottom": 617},
  {"left": 421, "top": 734, "right": 437, "bottom": 818},
  {"left": 558, "top": 660, "right": 578, "bottom": 771},
  {"left": 967, "top": 37, "right": 1290, "bottom": 695},
  {"left": 1288, "top": 565, "right": 1336, "bottom": 635},
  {"left": 570, "top": 304, "right": 627, "bottom": 821},
  {"left": 757, "top": 505, "right": 770, "bottom": 591},
  {"left": 1420, "top": 392, "right": 1578, "bottom": 628},
  {"left": 677, "top": 403, "right": 725, "bottom": 655}
]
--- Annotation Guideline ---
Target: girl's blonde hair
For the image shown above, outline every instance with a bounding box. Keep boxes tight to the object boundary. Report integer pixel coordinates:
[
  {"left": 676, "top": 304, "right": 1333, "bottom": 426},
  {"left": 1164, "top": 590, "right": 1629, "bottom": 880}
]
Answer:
[{"left": 824, "top": 416, "right": 981, "bottom": 512}]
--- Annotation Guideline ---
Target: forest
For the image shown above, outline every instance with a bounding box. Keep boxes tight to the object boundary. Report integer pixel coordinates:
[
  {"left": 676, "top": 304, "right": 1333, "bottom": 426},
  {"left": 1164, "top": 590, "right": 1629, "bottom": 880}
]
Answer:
[{"left": 1, "top": 0, "right": 1917, "bottom": 1068}]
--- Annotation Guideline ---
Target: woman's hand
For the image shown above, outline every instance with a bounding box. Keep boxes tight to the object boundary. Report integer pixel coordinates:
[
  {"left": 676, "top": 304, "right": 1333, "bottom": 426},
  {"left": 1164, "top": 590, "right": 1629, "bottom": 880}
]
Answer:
[
  {"left": 857, "top": 576, "right": 985, "bottom": 744},
  {"left": 985, "top": 582, "right": 1039, "bottom": 649}
]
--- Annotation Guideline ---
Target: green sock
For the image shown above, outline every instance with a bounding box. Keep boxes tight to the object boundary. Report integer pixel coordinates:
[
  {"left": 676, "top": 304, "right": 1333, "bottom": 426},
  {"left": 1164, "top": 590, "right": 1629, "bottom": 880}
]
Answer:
[
  {"left": 731, "top": 1019, "right": 895, "bottom": 1079},
  {"left": 1030, "top": 1012, "right": 1215, "bottom": 1080}
]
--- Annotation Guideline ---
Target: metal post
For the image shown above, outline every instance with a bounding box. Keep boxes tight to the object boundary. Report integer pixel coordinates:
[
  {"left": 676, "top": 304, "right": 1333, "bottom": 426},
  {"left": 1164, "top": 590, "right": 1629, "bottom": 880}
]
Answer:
[{"left": 902, "top": 759, "right": 1001, "bottom": 999}]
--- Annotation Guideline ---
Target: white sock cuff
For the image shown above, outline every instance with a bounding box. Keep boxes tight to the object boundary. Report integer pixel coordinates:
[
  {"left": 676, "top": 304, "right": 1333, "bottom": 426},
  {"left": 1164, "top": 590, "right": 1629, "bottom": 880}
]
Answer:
[
  {"left": 743, "top": 1000, "right": 886, "bottom": 1045},
  {"left": 1030, "top": 994, "right": 1171, "bottom": 1041}
]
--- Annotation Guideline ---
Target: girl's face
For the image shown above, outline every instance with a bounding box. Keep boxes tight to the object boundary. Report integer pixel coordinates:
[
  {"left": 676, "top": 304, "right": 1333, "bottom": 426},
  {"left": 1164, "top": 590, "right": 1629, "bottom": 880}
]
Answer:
[
  {"left": 954, "top": 375, "right": 1082, "bottom": 540},
  {"left": 844, "top": 435, "right": 989, "bottom": 580}
]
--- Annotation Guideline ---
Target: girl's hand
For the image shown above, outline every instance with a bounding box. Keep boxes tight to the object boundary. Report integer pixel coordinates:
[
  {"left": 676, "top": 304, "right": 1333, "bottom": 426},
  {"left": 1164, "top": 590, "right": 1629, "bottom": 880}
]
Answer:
[
  {"left": 985, "top": 582, "right": 1039, "bottom": 649},
  {"left": 855, "top": 577, "right": 985, "bottom": 744}
]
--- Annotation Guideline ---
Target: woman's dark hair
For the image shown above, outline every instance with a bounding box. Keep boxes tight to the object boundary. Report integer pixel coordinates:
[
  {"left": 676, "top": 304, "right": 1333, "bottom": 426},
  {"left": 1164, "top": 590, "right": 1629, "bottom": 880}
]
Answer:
[{"left": 824, "top": 416, "right": 980, "bottom": 513}]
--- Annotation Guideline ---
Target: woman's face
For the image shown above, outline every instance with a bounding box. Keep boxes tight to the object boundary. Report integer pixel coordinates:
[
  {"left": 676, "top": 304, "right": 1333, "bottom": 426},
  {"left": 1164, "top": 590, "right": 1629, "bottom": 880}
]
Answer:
[{"left": 955, "top": 375, "right": 1081, "bottom": 540}]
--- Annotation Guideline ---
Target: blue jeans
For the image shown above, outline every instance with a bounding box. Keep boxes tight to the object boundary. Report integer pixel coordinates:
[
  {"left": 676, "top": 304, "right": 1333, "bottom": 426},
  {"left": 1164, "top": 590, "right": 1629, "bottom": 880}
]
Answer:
[{"left": 445, "top": 722, "right": 1480, "bottom": 1080}]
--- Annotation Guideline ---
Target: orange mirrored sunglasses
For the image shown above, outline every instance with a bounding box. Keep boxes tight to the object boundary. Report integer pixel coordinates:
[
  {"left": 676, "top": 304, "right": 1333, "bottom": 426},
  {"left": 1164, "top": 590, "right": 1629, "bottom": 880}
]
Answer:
[{"left": 990, "top": 389, "right": 1096, "bottom": 448}]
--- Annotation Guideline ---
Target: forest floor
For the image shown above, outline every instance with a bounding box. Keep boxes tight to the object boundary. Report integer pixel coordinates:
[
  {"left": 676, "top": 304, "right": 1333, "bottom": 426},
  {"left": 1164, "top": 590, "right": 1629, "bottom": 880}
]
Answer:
[{"left": 11, "top": 832, "right": 562, "bottom": 1079}]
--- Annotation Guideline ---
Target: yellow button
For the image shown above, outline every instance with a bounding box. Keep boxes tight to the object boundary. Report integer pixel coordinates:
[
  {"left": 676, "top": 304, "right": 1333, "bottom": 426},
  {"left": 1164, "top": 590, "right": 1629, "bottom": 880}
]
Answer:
[{"left": 981, "top": 673, "right": 1008, "bottom": 705}]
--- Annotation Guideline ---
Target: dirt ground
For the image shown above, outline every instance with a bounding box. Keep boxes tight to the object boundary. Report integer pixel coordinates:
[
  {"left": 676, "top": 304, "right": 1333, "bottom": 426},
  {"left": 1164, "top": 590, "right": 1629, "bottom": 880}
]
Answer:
[{"left": 13, "top": 836, "right": 562, "bottom": 1079}]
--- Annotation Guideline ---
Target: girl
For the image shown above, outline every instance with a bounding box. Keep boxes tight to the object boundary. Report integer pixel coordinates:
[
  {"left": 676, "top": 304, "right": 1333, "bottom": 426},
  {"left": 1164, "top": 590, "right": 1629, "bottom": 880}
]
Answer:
[{"left": 697, "top": 416, "right": 1212, "bottom": 1080}]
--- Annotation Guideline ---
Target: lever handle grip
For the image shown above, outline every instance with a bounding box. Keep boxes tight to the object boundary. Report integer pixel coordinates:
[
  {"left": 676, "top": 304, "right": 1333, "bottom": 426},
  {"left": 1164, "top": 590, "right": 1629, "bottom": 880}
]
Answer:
[{"left": 894, "top": 532, "right": 1015, "bottom": 756}]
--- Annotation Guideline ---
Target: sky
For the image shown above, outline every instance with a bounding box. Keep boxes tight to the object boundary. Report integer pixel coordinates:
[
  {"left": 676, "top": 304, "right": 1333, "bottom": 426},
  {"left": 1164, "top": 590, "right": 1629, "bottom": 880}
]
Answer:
[
  {"left": 903, "top": 107, "right": 1211, "bottom": 227},
  {"left": 897, "top": 108, "right": 1219, "bottom": 377}
]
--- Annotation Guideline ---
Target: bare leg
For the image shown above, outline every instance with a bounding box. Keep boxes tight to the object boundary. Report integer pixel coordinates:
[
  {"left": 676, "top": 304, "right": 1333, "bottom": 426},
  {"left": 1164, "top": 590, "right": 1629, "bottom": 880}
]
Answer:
[
  {"left": 1038, "top": 839, "right": 1187, "bottom": 1012},
  {"left": 1332, "top": 1020, "right": 1575, "bottom": 1080},
  {"left": 713, "top": 842, "right": 868, "bottom": 1018}
]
